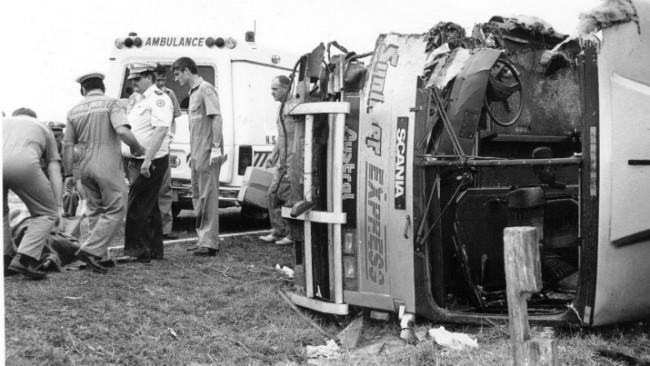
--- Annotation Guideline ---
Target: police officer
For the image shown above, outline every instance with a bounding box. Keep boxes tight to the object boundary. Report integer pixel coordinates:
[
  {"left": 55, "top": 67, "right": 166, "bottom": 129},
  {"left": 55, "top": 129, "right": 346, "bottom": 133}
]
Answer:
[
  {"left": 63, "top": 72, "right": 146, "bottom": 273},
  {"left": 3, "top": 108, "right": 62, "bottom": 279},
  {"left": 172, "top": 57, "right": 224, "bottom": 256},
  {"left": 258, "top": 75, "right": 295, "bottom": 246},
  {"left": 154, "top": 64, "right": 182, "bottom": 239},
  {"left": 123, "top": 62, "right": 173, "bottom": 261}
]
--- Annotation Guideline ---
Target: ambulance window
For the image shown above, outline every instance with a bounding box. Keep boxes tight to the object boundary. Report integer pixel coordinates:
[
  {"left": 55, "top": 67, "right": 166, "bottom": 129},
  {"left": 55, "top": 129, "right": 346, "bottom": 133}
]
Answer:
[{"left": 119, "top": 64, "right": 216, "bottom": 110}]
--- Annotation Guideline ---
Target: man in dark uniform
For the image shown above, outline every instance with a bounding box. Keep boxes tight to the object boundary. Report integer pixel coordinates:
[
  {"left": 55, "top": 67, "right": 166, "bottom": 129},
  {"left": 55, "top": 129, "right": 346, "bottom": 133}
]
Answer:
[
  {"left": 3, "top": 108, "right": 62, "bottom": 279},
  {"left": 154, "top": 64, "right": 182, "bottom": 239},
  {"left": 63, "top": 72, "right": 146, "bottom": 273},
  {"left": 123, "top": 62, "right": 173, "bottom": 262},
  {"left": 172, "top": 57, "right": 224, "bottom": 256}
]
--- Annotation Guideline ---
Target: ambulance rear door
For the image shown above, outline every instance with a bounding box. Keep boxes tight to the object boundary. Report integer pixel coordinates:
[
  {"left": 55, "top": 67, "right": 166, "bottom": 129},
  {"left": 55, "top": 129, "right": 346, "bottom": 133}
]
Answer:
[{"left": 229, "top": 56, "right": 294, "bottom": 187}]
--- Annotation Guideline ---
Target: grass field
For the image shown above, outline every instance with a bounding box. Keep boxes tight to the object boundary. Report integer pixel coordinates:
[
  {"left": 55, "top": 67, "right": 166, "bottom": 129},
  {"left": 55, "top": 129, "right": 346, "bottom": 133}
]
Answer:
[{"left": 4, "top": 233, "right": 650, "bottom": 365}]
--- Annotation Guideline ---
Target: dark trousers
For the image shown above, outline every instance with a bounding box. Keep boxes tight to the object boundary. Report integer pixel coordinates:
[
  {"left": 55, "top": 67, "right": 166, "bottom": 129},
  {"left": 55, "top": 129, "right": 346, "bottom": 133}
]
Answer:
[{"left": 125, "top": 155, "right": 169, "bottom": 259}]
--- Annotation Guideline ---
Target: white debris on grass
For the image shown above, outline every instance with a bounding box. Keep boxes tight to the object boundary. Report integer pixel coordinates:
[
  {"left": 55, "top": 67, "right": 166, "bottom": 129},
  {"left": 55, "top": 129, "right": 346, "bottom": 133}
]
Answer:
[
  {"left": 428, "top": 326, "right": 479, "bottom": 350},
  {"left": 305, "top": 339, "right": 341, "bottom": 359},
  {"left": 274, "top": 263, "right": 295, "bottom": 278}
]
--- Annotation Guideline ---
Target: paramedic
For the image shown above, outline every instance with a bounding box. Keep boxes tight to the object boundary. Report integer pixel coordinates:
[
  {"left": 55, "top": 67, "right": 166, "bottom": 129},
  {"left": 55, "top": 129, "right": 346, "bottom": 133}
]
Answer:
[
  {"left": 172, "top": 57, "right": 224, "bottom": 256},
  {"left": 63, "top": 72, "right": 146, "bottom": 273},
  {"left": 2, "top": 108, "right": 62, "bottom": 279}
]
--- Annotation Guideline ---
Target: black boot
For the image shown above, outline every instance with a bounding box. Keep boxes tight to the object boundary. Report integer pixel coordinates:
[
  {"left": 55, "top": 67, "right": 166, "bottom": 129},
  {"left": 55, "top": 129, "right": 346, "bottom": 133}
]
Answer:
[
  {"left": 4, "top": 255, "right": 17, "bottom": 276},
  {"left": 76, "top": 250, "right": 108, "bottom": 274},
  {"left": 8, "top": 254, "right": 47, "bottom": 280}
]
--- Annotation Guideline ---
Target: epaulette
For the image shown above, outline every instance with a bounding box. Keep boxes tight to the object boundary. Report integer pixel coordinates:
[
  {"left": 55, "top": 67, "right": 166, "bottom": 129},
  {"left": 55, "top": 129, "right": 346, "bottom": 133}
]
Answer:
[{"left": 154, "top": 90, "right": 164, "bottom": 96}]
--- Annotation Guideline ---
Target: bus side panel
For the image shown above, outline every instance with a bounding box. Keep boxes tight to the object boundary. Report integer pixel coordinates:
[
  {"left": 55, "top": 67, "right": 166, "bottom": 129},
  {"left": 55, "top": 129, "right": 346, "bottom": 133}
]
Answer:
[
  {"left": 593, "top": 4, "right": 650, "bottom": 326},
  {"left": 355, "top": 33, "right": 426, "bottom": 311}
]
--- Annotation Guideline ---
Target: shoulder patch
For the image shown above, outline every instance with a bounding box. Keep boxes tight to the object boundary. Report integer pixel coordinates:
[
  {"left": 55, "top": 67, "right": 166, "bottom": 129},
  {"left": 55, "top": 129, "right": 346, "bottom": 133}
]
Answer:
[
  {"left": 156, "top": 99, "right": 166, "bottom": 108},
  {"left": 203, "top": 87, "right": 213, "bottom": 95}
]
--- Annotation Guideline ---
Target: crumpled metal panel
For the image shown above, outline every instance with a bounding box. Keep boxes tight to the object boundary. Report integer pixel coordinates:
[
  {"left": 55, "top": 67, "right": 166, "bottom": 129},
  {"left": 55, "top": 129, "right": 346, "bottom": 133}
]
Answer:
[{"left": 436, "top": 48, "right": 501, "bottom": 155}]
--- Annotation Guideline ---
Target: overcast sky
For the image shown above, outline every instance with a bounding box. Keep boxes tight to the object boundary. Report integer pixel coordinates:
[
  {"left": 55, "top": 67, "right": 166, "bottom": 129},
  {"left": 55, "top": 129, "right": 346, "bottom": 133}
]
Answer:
[{"left": 0, "top": 0, "right": 601, "bottom": 121}]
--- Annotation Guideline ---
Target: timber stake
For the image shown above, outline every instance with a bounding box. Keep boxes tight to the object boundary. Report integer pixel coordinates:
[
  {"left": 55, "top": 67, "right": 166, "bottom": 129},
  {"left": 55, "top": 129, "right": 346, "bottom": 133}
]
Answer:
[{"left": 504, "top": 226, "right": 558, "bottom": 366}]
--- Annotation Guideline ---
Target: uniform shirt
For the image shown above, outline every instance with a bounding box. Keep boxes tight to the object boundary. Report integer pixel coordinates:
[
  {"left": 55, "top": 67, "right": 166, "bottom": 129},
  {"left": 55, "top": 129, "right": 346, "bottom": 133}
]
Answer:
[
  {"left": 161, "top": 86, "right": 181, "bottom": 119},
  {"left": 2, "top": 115, "right": 60, "bottom": 167},
  {"left": 188, "top": 77, "right": 223, "bottom": 164},
  {"left": 161, "top": 85, "right": 181, "bottom": 138},
  {"left": 124, "top": 85, "right": 173, "bottom": 159},
  {"left": 65, "top": 90, "right": 130, "bottom": 169},
  {"left": 275, "top": 98, "right": 298, "bottom": 172},
  {"left": 124, "top": 92, "right": 143, "bottom": 115}
]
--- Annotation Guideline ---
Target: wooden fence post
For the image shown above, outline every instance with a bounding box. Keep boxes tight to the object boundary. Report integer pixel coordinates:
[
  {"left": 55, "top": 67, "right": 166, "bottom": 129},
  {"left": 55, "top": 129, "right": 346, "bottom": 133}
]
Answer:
[{"left": 504, "top": 226, "right": 558, "bottom": 366}]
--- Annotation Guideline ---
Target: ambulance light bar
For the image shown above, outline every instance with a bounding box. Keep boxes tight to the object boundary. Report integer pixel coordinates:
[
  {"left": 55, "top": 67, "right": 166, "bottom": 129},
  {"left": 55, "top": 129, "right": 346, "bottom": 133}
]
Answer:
[
  {"left": 206, "top": 37, "right": 237, "bottom": 49},
  {"left": 115, "top": 32, "right": 142, "bottom": 49},
  {"left": 114, "top": 34, "right": 238, "bottom": 49}
]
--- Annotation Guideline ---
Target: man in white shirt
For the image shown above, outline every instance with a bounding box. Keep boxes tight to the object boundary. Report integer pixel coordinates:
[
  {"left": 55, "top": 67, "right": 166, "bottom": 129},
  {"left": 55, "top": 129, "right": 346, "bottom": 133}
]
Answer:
[
  {"left": 154, "top": 64, "right": 182, "bottom": 240},
  {"left": 123, "top": 62, "right": 173, "bottom": 262}
]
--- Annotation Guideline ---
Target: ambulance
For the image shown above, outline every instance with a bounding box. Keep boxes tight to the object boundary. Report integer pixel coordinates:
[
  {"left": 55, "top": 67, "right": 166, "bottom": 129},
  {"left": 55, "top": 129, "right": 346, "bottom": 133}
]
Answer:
[
  {"left": 284, "top": 0, "right": 650, "bottom": 327},
  {"left": 105, "top": 32, "right": 297, "bottom": 217}
]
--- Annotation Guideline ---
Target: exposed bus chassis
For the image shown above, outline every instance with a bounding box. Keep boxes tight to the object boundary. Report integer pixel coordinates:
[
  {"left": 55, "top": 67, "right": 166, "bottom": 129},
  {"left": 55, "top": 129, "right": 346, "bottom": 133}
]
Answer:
[{"left": 285, "top": 1, "right": 650, "bottom": 327}]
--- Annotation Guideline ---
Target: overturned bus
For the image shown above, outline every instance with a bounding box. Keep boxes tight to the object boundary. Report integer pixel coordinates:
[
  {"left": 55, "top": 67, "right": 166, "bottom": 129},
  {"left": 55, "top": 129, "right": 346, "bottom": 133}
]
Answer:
[{"left": 281, "top": 0, "right": 650, "bottom": 326}]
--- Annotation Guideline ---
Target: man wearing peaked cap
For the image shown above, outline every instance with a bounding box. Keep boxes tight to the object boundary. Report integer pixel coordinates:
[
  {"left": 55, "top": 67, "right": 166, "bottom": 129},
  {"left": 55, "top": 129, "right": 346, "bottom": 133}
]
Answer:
[
  {"left": 122, "top": 61, "right": 173, "bottom": 262},
  {"left": 63, "top": 70, "right": 146, "bottom": 273},
  {"left": 75, "top": 72, "right": 105, "bottom": 84},
  {"left": 127, "top": 62, "right": 157, "bottom": 79}
]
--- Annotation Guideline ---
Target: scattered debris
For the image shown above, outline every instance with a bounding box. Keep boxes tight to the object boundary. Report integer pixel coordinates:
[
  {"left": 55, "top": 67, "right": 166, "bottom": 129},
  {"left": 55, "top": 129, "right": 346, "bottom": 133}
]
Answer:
[
  {"left": 594, "top": 346, "right": 650, "bottom": 366},
  {"left": 399, "top": 313, "right": 418, "bottom": 345},
  {"left": 369, "top": 311, "right": 390, "bottom": 321},
  {"left": 305, "top": 339, "right": 341, "bottom": 359},
  {"left": 414, "top": 326, "right": 430, "bottom": 342},
  {"left": 428, "top": 326, "right": 479, "bottom": 350},
  {"left": 274, "top": 263, "right": 295, "bottom": 278},
  {"left": 63, "top": 296, "right": 82, "bottom": 300},
  {"left": 168, "top": 328, "right": 178, "bottom": 339},
  {"left": 336, "top": 315, "right": 364, "bottom": 349},
  {"left": 277, "top": 290, "right": 336, "bottom": 340},
  {"left": 355, "top": 335, "right": 408, "bottom": 357}
]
